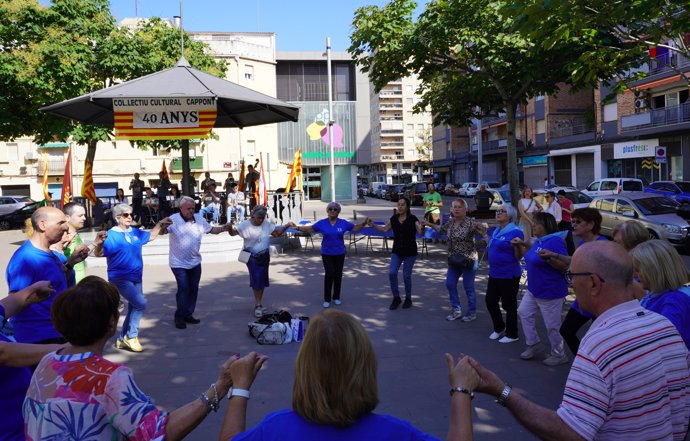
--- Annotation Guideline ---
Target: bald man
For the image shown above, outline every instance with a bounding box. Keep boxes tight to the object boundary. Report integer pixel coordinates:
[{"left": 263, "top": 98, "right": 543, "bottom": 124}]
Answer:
[
  {"left": 467, "top": 241, "right": 690, "bottom": 441},
  {"left": 5, "top": 207, "right": 89, "bottom": 343}
]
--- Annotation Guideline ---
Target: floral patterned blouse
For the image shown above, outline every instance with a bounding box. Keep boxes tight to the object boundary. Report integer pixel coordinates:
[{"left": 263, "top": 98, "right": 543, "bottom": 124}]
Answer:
[
  {"left": 438, "top": 216, "right": 478, "bottom": 260},
  {"left": 24, "top": 351, "right": 168, "bottom": 441}
]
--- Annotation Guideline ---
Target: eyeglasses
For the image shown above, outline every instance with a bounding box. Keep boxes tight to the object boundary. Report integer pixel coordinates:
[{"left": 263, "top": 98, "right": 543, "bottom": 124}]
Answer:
[
  {"left": 327, "top": 208, "right": 340, "bottom": 212},
  {"left": 564, "top": 270, "right": 606, "bottom": 285},
  {"left": 119, "top": 213, "right": 133, "bottom": 218},
  {"left": 495, "top": 209, "right": 507, "bottom": 214}
]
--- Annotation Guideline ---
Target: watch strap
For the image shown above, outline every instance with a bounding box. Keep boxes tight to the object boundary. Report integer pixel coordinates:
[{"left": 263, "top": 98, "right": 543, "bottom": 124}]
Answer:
[
  {"left": 227, "top": 388, "right": 250, "bottom": 400},
  {"left": 495, "top": 384, "right": 512, "bottom": 407}
]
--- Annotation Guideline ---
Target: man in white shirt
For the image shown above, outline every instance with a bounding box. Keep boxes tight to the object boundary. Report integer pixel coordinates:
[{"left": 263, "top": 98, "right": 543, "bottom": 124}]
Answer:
[
  {"left": 167, "top": 196, "right": 231, "bottom": 329},
  {"left": 226, "top": 183, "right": 247, "bottom": 223}
]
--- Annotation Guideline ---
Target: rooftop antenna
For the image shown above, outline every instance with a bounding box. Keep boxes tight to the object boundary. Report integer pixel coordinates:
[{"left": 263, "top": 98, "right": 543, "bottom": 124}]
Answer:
[{"left": 134, "top": 0, "right": 138, "bottom": 17}]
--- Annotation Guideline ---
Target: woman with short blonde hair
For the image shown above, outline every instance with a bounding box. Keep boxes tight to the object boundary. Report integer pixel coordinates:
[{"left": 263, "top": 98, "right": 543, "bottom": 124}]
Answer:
[
  {"left": 612, "top": 220, "right": 649, "bottom": 251},
  {"left": 630, "top": 240, "right": 690, "bottom": 350}
]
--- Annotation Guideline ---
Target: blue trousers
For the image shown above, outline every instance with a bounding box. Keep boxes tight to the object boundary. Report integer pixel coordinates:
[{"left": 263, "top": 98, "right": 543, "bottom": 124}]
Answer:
[
  {"left": 172, "top": 265, "right": 202, "bottom": 319},
  {"left": 389, "top": 253, "right": 417, "bottom": 299},
  {"left": 200, "top": 204, "right": 220, "bottom": 223},
  {"left": 111, "top": 278, "right": 146, "bottom": 339},
  {"left": 445, "top": 260, "right": 478, "bottom": 314}
]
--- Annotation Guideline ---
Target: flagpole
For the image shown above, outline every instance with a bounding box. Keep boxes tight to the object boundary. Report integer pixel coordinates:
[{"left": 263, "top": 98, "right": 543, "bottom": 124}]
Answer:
[{"left": 326, "top": 37, "right": 336, "bottom": 202}]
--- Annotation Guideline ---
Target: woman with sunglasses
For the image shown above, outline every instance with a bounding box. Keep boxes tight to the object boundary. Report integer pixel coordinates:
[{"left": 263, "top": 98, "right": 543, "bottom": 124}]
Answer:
[
  {"left": 484, "top": 204, "right": 523, "bottom": 343},
  {"left": 94, "top": 204, "right": 170, "bottom": 352},
  {"left": 293, "top": 202, "right": 368, "bottom": 308},
  {"left": 511, "top": 212, "right": 569, "bottom": 366},
  {"left": 538, "top": 208, "right": 606, "bottom": 356},
  {"left": 542, "top": 191, "right": 562, "bottom": 224}
]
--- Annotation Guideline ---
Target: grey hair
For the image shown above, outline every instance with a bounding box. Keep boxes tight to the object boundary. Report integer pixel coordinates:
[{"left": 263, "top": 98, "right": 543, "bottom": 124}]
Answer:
[
  {"left": 178, "top": 196, "right": 195, "bottom": 206},
  {"left": 251, "top": 205, "right": 268, "bottom": 218},
  {"left": 326, "top": 201, "right": 341, "bottom": 212},
  {"left": 112, "top": 203, "right": 133, "bottom": 220},
  {"left": 452, "top": 198, "right": 468, "bottom": 208},
  {"left": 500, "top": 204, "right": 517, "bottom": 222}
]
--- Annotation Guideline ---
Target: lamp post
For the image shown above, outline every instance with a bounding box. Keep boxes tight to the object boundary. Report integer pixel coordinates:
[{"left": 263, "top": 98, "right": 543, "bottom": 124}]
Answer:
[{"left": 326, "top": 37, "right": 336, "bottom": 202}]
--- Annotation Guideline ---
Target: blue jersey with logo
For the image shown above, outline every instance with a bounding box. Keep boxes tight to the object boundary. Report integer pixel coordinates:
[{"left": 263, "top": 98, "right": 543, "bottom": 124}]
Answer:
[
  {"left": 488, "top": 224, "right": 524, "bottom": 279},
  {"left": 525, "top": 234, "right": 568, "bottom": 299},
  {"left": 103, "top": 227, "right": 151, "bottom": 283},
  {"left": 312, "top": 218, "right": 355, "bottom": 255}
]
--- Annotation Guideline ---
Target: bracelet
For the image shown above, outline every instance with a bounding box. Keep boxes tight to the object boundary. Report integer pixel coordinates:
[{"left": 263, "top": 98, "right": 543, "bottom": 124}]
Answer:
[
  {"left": 199, "top": 392, "right": 218, "bottom": 413},
  {"left": 495, "top": 384, "right": 512, "bottom": 407},
  {"left": 449, "top": 386, "right": 475, "bottom": 400},
  {"left": 227, "top": 388, "right": 251, "bottom": 400},
  {"left": 210, "top": 383, "right": 219, "bottom": 405}
]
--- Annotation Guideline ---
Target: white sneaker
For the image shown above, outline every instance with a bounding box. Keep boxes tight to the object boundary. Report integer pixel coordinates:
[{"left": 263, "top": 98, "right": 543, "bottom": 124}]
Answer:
[
  {"left": 334, "top": 299, "right": 342, "bottom": 305},
  {"left": 520, "top": 343, "right": 543, "bottom": 359},
  {"left": 446, "top": 308, "right": 463, "bottom": 321},
  {"left": 489, "top": 331, "right": 504, "bottom": 340},
  {"left": 498, "top": 336, "right": 519, "bottom": 344},
  {"left": 254, "top": 306, "right": 263, "bottom": 318},
  {"left": 461, "top": 314, "right": 477, "bottom": 322},
  {"left": 543, "top": 354, "right": 569, "bottom": 366},
  {"left": 322, "top": 302, "right": 330, "bottom": 308}
]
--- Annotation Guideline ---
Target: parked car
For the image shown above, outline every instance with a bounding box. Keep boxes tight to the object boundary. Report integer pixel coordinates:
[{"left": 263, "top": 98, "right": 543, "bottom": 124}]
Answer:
[
  {"left": 386, "top": 184, "right": 405, "bottom": 202},
  {"left": 533, "top": 187, "right": 594, "bottom": 210},
  {"left": 0, "top": 195, "right": 34, "bottom": 216},
  {"left": 489, "top": 189, "right": 512, "bottom": 210},
  {"left": 444, "top": 183, "right": 458, "bottom": 196},
  {"left": 369, "top": 182, "right": 385, "bottom": 197},
  {"left": 643, "top": 181, "right": 690, "bottom": 205},
  {"left": 403, "top": 182, "right": 430, "bottom": 206},
  {"left": 375, "top": 184, "right": 389, "bottom": 199},
  {"left": 0, "top": 202, "right": 39, "bottom": 231},
  {"left": 582, "top": 178, "right": 644, "bottom": 197},
  {"left": 458, "top": 182, "right": 479, "bottom": 197},
  {"left": 590, "top": 192, "right": 690, "bottom": 250}
]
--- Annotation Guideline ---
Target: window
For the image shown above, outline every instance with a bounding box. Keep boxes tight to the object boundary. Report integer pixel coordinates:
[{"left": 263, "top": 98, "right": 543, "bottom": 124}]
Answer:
[
  {"left": 599, "top": 198, "right": 615, "bottom": 212},
  {"left": 603, "top": 103, "right": 617, "bottom": 122},
  {"left": 244, "top": 65, "right": 254, "bottom": 80},
  {"left": 406, "top": 124, "right": 414, "bottom": 131},
  {"left": 587, "top": 182, "right": 600, "bottom": 191},
  {"left": 615, "top": 199, "right": 636, "bottom": 217},
  {"left": 406, "top": 98, "right": 413, "bottom": 105},
  {"left": 417, "top": 124, "right": 424, "bottom": 130},
  {"left": 601, "top": 181, "right": 618, "bottom": 191},
  {"left": 246, "top": 140, "right": 256, "bottom": 157},
  {"left": 7, "top": 143, "right": 18, "bottom": 161},
  {"left": 536, "top": 119, "right": 546, "bottom": 134}
]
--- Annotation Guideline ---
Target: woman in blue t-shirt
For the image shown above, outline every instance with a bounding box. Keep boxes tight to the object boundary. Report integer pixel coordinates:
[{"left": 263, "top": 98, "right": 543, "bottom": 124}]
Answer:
[
  {"left": 631, "top": 239, "right": 690, "bottom": 350},
  {"left": 369, "top": 197, "right": 424, "bottom": 310},
  {"left": 483, "top": 204, "right": 523, "bottom": 344},
  {"left": 94, "top": 204, "right": 169, "bottom": 353},
  {"left": 510, "top": 212, "right": 569, "bottom": 366},
  {"left": 293, "top": 202, "right": 368, "bottom": 308},
  {"left": 220, "top": 309, "right": 478, "bottom": 441}
]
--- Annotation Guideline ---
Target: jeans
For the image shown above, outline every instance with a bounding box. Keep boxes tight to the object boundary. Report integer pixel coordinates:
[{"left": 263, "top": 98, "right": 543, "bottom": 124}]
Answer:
[
  {"left": 485, "top": 276, "right": 520, "bottom": 338},
  {"left": 560, "top": 306, "right": 592, "bottom": 355},
  {"left": 111, "top": 278, "right": 146, "bottom": 339},
  {"left": 445, "top": 259, "right": 478, "bottom": 314},
  {"left": 132, "top": 197, "right": 143, "bottom": 223},
  {"left": 518, "top": 290, "right": 565, "bottom": 357},
  {"left": 322, "top": 254, "right": 345, "bottom": 302},
  {"left": 389, "top": 253, "right": 416, "bottom": 299},
  {"left": 228, "top": 205, "right": 245, "bottom": 222},
  {"left": 172, "top": 265, "right": 202, "bottom": 319},
  {"left": 200, "top": 204, "right": 220, "bottom": 223}
]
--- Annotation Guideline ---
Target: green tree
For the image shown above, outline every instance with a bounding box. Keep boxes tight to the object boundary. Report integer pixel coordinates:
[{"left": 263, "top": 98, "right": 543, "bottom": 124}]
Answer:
[
  {"left": 505, "top": 0, "right": 690, "bottom": 88},
  {"left": 350, "top": 0, "right": 584, "bottom": 204}
]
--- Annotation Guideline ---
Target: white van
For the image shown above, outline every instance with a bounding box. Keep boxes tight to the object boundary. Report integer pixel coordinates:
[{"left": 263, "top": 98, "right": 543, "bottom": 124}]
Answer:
[
  {"left": 370, "top": 182, "right": 386, "bottom": 198},
  {"left": 582, "top": 178, "right": 644, "bottom": 197}
]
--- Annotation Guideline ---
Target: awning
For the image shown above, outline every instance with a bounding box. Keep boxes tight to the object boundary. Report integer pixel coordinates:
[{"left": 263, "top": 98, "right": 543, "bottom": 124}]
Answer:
[
  {"left": 39, "top": 142, "right": 70, "bottom": 148},
  {"left": 625, "top": 74, "right": 681, "bottom": 92},
  {"left": 548, "top": 145, "right": 600, "bottom": 157}
]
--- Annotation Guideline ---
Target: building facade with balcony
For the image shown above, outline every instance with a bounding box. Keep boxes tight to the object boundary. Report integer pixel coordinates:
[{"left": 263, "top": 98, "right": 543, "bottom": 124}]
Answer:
[
  {"left": 275, "top": 51, "right": 371, "bottom": 201},
  {"left": 368, "top": 75, "right": 433, "bottom": 185}
]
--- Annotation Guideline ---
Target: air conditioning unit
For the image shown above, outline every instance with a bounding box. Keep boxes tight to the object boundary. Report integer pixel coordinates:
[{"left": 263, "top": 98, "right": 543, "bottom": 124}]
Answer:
[
  {"left": 634, "top": 98, "right": 649, "bottom": 110},
  {"left": 24, "top": 151, "right": 38, "bottom": 161},
  {"left": 19, "top": 166, "right": 27, "bottom": 175}
]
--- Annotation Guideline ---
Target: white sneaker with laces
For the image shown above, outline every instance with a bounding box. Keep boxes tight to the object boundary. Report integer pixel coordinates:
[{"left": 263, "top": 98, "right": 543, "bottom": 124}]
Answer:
[
  {"left": 445, "top": 308, "right": 463, "bottom": 321},
  {"left": 498, "top": 336, "right": 519, "bottom": 344},
  {"left": 489, "top": 331, "right": 504, "bottom": 340},
  {"left": 334, "top": 299, "right": 342, "bottom": 305},
  {"left": 322, "top": 301, "right": 330, "bottom": 308},
  {"left": 461, "top": 314, "right": 477, "bottom": 322}
]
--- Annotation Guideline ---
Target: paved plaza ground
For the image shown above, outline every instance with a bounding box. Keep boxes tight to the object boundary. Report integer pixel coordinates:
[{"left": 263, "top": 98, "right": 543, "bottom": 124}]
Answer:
[{"left": 0, "top": 195, "right": 665, "bottom": 440}]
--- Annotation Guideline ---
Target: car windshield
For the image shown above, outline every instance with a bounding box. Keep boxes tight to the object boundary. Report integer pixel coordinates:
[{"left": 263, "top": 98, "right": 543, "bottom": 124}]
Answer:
[
  {"left": 415, "top": 183, "right": 428, "bottom": 192},
  {"left": 675, "top": 182, "right": 690, "bottom": 193},
  {"left": 567, "top": 191, "right": 592, "bottom": 204},
  {"left": 633, "top": 197, "right": 679, "bottom": 215},
  {"left": 18, "top": 197, "right": 33, "bottom": 203},
  {"left": 497, "top": 190, "right": 511, "bottom": 202}
]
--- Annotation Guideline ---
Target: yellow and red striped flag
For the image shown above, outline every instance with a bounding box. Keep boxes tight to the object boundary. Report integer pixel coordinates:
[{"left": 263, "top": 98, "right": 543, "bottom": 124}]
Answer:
[
  {"left": 60, "top": 146, "right": 72, "bottom": 208},
  {"left": 81, "top": 158, "right": 98, "bottom": 204},
  {"left": 42, "top": 157, "right": 51, "bottom": 203},
  {"left": 256, "top": 154, "right": 267, "bottom": 206},
  {"left": 238, "top": 159, "right": 245, "bottom": 191},
  {"left": 284, "top": 148, "right": 302, "bottom": 193}
]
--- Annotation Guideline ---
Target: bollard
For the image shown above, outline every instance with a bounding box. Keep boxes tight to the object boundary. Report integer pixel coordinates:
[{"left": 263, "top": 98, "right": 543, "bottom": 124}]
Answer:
[
  {"left": 353, "top": 210, "right": 357, "bottom": 220},
  {"left": 313, "top": 211, "right": 316, "bottom": 221}
]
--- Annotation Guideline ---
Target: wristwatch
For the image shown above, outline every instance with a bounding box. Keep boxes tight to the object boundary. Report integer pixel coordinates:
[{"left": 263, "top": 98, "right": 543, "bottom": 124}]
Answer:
[
  {"left": 227, "top": 388, "right": 250, "bottom": 400},
  {"left": 496, "top": 384, "right": 512, "bottom": 407}
]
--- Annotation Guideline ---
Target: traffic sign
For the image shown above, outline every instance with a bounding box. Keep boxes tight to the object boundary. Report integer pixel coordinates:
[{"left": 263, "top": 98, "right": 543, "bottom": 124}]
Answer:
[{"left": 656, "top": 146, "right": 666, "bottom": 164}]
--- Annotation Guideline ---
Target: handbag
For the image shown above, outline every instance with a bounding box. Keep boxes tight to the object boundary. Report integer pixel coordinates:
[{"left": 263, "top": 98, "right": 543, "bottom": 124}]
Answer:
[
  {"left": 238, "top": 249, "right": 251, "bottom": 264},
  {"left": 448, "top": 254, "right": 474, "bottom": 271}
]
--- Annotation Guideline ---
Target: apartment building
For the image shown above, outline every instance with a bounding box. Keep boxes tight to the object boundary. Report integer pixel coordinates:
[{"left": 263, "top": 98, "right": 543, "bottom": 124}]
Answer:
[
  {"left": 367, "top": 75, "right": 433, "bottom": 184},
  {"left": 275, "top": 51, "right": 371, "bottom": 201}
]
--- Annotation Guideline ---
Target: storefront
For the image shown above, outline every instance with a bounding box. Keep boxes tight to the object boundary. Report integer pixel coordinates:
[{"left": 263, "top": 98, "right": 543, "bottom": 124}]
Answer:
[
  {"left": 608, "top": 139, "right": 671, "bottom": 183},
  {"left": 521, "top": 155, "right": 548, "bottom": 188},
  {"left": 548, "top": 145, "right": 602, "bottom": 188}
]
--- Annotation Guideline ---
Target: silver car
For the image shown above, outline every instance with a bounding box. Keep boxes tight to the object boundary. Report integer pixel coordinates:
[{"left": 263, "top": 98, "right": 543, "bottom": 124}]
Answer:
[
  {"left": 0, "top": 196, "right": 34, "bottom": 216},
  {"left": 590, "top": 192, "right": 690, "bottom": 249}
]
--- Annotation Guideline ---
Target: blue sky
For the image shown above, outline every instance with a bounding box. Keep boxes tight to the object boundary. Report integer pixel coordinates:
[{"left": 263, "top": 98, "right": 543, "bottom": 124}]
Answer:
[{"left": 108, "top": 0, "right": 392, "bottom": 51}]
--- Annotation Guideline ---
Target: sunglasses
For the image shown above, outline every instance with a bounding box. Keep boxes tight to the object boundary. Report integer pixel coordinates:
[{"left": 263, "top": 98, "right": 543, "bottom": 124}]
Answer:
[
  {"left": 119, "top": 213, "right": 133, "bottom": 218},
  {"left": 495, "top": 209, "right": 507, "bottom": 214},
  {"left": 563, "top": 270, "right": 606, "bottom": 285},
  {"left": 327, "top": 208, "right": 340, "bottom": 212}
]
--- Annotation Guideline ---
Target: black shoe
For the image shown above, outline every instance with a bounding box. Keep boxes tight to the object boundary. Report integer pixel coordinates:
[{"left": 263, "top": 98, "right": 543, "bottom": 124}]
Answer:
[
  {"left": 175, "top": 318, "right": 186, "bottom": 329},
  {"left": 402, "top": 298, "right": 412, "bottom": 309},
  {"left": 184, "top": 316, "right": 201, "bottom": 324},
  {"left": 389, "top": 297, "right": 402, "bottom": 310}
]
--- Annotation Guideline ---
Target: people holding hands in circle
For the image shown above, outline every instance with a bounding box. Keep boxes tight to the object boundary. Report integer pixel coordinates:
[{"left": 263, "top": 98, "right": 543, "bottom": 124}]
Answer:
[{"left": 368, "top": 197, "right": 424, "bottom": 310}]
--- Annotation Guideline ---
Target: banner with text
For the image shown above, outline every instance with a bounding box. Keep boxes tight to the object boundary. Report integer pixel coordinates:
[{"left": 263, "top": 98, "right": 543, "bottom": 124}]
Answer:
[{"left": 113, "top": 97, "right": 217, "bottom": 140}]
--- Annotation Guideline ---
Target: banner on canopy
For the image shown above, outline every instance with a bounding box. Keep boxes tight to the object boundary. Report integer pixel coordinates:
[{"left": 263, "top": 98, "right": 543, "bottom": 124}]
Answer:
[{"left": 113, "top": 97, "right": 217, "bottom": 140}]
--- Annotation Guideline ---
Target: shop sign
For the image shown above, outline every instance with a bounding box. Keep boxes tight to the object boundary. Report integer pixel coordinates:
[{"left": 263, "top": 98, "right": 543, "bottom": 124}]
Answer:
[
  {"left": 613, "top": 139, "right": 659, "bottom": 159},
  {"left": 522, "top": 155, "right": 548, "bottom": 167}
]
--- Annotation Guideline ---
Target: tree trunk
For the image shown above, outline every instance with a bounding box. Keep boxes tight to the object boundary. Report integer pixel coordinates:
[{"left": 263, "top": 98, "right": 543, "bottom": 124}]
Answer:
[{"left": 505, "top": 102, "right": 521, "bottom": 208}]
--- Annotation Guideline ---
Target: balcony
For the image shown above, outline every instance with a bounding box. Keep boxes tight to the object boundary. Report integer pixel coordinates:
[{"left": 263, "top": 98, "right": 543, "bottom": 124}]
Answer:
[
  {"left": 548, "top": 114, "right": 595, "bottom": 145},
  {"left": 379, "top": 89, "right": 402, "bottom": 97},
  {"left": 471, "top": 139, "right": 525, "bottom": 152},
  {"left": 380, "top": 130, "right": 403, "bottom": 136},
  {"left": 647, "top": 52, "right": 690, "bottom": 76},
  {"left": 171, "top": 156, "right": 204, "bottom": 172},
  {"left": 37, "top": 159, "right": 67, "bottom": 176},
  {"left": 381, "top": 154, "right": 404, "bottom": 161},
  {"left": 379, "top": 103, "right": 403, "bottom": 110},
  {"left": 621, "top": 102, "right": 690, "bottom": 132}
]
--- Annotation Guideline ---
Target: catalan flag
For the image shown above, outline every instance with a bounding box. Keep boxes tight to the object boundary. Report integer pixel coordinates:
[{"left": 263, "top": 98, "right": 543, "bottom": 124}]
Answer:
[
  {"left": 284, "top": 148, "right": 302, "bottom": 193},
  {"left": 238, "top": 159, "right": 245, "bottom": 192},
  {"left": 257, "top": 154, "right": 267, "bottom": 206},
  {"left": 60, "top": 146, "right": 72, "bottom": 208},
  {"left": 42, "top": 157, "right": 51, "bottom": 203},
  {"left": 81, "top": 158, "right": 98, "bottom": 204}
]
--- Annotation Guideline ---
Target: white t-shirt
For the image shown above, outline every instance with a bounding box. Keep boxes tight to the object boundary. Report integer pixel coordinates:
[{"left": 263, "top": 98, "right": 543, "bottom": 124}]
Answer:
[
  {"left": 520, "top": 198, "right": 539, "bottom": 214},
  {"left": 167, "top": 213, "right": 212, "bottom": 269},
  {"left": 544, "top": 201, "right": 562, "bottom": 223},
  {"left": 237, "top": 220, "right": 275, "bottom": 254},
  {"left": 228, "top": 191, "right": 246, "bottom": 206}
]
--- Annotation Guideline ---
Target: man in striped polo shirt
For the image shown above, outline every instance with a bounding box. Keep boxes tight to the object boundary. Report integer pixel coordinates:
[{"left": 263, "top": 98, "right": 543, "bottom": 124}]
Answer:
[{"left": 468, "top": 240, "right": 690, "bottom": 440}]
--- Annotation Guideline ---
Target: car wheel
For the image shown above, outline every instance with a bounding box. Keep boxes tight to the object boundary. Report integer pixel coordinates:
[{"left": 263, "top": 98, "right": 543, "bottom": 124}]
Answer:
[
  {"left": 647, "top": 229, "right": 659, "bottom": 240},
  {"left": 0, "top": 220, "right": 10, "bottom": 231}
]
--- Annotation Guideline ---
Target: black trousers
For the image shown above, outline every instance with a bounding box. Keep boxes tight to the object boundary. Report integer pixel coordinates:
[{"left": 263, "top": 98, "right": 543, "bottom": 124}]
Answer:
[
  {"left": 485, "top": 276, "right": 520, "bottom": 338},
  {"left": 560, "top": 306, "right": 592, "bottom": 355},
  {"left": 132, "top": 197, "right": 143, "bottom": 222},
  {"left": 321, "top": 254, "right": 346, "bottom": 302}
]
